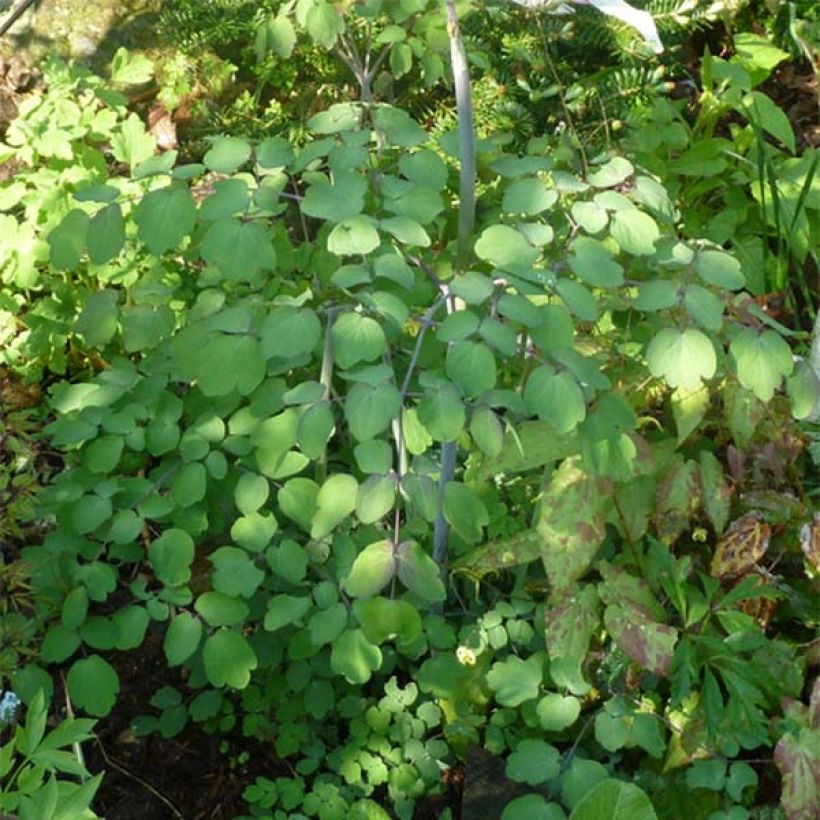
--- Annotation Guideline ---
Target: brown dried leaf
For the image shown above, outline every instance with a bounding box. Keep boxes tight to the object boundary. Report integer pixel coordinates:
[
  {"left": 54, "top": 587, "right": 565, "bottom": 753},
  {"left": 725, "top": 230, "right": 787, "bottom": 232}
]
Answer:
[{"left": 710, "top": 512, "right": 771, "bottom": 580}]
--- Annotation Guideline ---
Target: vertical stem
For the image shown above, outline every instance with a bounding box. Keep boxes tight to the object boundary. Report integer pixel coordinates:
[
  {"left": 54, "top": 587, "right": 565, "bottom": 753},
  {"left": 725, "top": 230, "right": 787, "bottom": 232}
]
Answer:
[
  {"left": 316, "top": 308, "right": 337, "bottom": 484},
  {"left": 432, "top": 0, "right": 477, "bottom": 575}
]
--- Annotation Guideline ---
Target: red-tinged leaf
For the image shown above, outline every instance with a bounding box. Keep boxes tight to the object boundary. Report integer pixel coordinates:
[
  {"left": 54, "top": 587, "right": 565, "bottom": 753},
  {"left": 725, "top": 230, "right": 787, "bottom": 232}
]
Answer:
[
  {"left": 545, "top": 585, "right": 600, "bottom": 695},
  {"left": 603, "top": 603, "right": 678, "bottom": 677},
  {"left": 598, "top": 562, "right": 665, "bottom": 621}
]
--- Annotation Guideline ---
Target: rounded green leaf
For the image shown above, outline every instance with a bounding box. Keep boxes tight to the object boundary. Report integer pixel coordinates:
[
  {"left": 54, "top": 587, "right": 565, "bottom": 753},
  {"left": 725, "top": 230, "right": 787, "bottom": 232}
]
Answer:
[
  {"left": 695, "top": 250, "right": 745, "bottom": 290},
  {"left": 356, "top": 474, "right": 397, "bottom": 524},
  {"left": 537, "top": 693, "right": 582, "bottom": 731},
  {"left": 646, "top": 328, "right": 717, "bottom": 390},
  {"left": 231, "top": 511, "right": 277, "bottom": 552},
  {"left": 417, "top": 384, "right": 465, "bottom": 442},
  {"left": 332, "top": 312, "right": 387, "bottom": 369},
  {"left": 730, "top": 327, "right": 794, "bottom": 401},
  {"left": 503, "top": 178, "right": 558, "bottom": 215},
  {"left": 210, "top": 546, "right": 265, "bottom": 597},
  {"left": 134, "top": 186, "right": 197, "bottom": 255},
  {"left": 203, "top": 137, "right": 252, "bottom": 173},
  {"left": 568, "top": 779, "right": 658, "bottom": 820},
  {"left": 67, "top": 655, "right": 119, "bottom": 716},
  {"left": 443, "top": 482, "right": 488, "bottom": 543},
  {"left": 260, "top": 307, "right": 322, "bottom": 360},
  {"left": 328, "top": 216, "right": 380, "bottom": 255},
  {"left": 469, "top": 406, "right": 504, "bottom": 457},
  {"left": 587, "top": 157, "right": 634, "bottom": 188},
  {"left": 345, "top": 382, "right": 401, "bottom": 441},
  {"left": 196, "top": 592, "right": 250, "bottom": 627},
  {"left": 475, "top": 225, "right": 539, "bottom": 270},
  {"left": 331, "top": 628, "right": 382, "bottom": 684},
  {"left": 344, "top": 540, "right": 396, "bottom": 598},
  {"left": 84, "top": 435, "right": 124, "bottom": 474},
  {"left": 568, "top": 238, "right": 624, "bottom": 287},
  {"left": 72, "top": 495, "right": 112, "bottom": 535},
  {"left": 502, "top": 795, "right": 566, "bottom": 820},
  {"left": 506, "top": 739, "right": 561, "bottom": 785},
  {"left": 311, "top": 473, "right": 358, "bottom": 539},
  {"left": 524, "top": 367, "right": 586, "bottom": 433},
  {"left": 170, "top": 462, "right": 207, "bottom": 508},
  {"left": 87, "top": 203, "right": 125, "bottom": 265},
  {"left": 201, "top": 218, "right": 276, "bottom": 281},
  {"left": 396, "top": 540, "right": 445, "bottom": 602},
  {"left": 107, "top": 508, "right": 143, "bottom": 544},
  {"left": 445, "top": 341, "right": 497, "bottom": 397},
  {"left": 148, "top": 528, "right": 195, "bottom": 587},
  {"left": 202, "top": 629, "right": 257, "bottom": 689},
  {"left": 264, "top": 594, "right": 312, "bottom": 631},
  {"left": 234, "top": 473, "right": 270, "bottom": 515},
  {"left": 611, "top": 209, "right": 659, "bottom": 256},
  {"left": 163, "top": 612, "right": 202, "bottom": 666},
  {"left": 487, "top": 653, "right": 544, "bottom": 706}
]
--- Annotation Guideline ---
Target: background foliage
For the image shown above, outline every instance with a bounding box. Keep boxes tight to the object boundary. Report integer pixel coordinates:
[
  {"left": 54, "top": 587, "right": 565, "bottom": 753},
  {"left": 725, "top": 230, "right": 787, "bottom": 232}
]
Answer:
[{"left": 0, "top": 0, "right": 818, "bottom": 818}]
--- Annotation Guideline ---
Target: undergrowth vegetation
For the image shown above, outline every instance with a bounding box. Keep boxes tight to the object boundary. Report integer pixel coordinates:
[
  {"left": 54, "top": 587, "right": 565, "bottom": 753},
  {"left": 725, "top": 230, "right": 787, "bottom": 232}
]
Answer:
[{"left": 0, "top": 0, "right": 818, "bottom": 818}]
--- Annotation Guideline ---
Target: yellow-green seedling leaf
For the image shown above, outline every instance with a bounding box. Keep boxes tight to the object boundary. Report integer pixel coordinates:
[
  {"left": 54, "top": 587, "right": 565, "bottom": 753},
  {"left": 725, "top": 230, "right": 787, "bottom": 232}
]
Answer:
[
  {"left": 537, "top": 693, "right": 582, "bottom": 731},
  {"left": 356, "top": 474, "right": 397, "bottom": 524},
  {"left": 695, "top": 250, "right": 745, "bottom": 290},
  {"left": 730, "top": 327, "right": 794, "bottom": 401},
  {"left": 646, "top": 327, "right": 716, "bottom": 390},
  {"left": 163, "top": 612, "right": 202, "bottom": 665},
  {"left": 506, "top": 738, "right": 561, "bottom": 786},
  {"left": 133, "top": 186, "right": 196, "bottom": 255},
  {"left": 355, "top": 597, "right": 422, "bottom": 648},
  {"left": 311, "top": 473, "right": 358, "bottom": 539},
  {"left": 443, "top": 482, "right": 489, "bottom": 544},
  {"left": 569, "top": 237, "right": 624, "bottom": 287},
  {"left": 148, "top": 528, "right": 194, "bottom": 587},
  {"left": 396, "top": 540, "right": 445, "bottom": 602},
  {"left": 202, "top": 629, "right": 257, "bottom": 689},
  {"left": 445, "top": 341, "right": 497, "bottom": 397},
  {"left": 332, "top": 312, "right": 386, "bottom": 369},
  {"left": 486, "top": 652, "right": 545, "bottom": 707},
  {"left": 264, "top": 594, "right": 312, "bottom": 632},
  {"left": 67, "top": 655, "right": 119, "bottom": 716},
  {"left": 331, "top": 628, "right": 382, "bottom": 683},
  {"left": 344, "top": 540, "right": 396, "bottom": 598},
  {"left": 203, "top": 137, "right": 251, "bottom": 173},
  {"left": 568, "top": 779, "right": 658, "bottom": 820}
]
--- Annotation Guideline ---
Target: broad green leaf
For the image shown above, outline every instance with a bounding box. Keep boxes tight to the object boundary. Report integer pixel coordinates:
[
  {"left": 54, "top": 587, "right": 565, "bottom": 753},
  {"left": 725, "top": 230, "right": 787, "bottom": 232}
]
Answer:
[
  {"left": 695, "top": 250, "right": 745, "bottom": 290},
  {"left": 48, "top": 209, "right": 89, "bottom": 270},
  {"left": 437, "top": 310, "right": 480, "bottom": 342},
  {"left": 75, "top": 290, "right": 119, "bottom": 348},
  {"left": 122, "top": 305, "right": 175, "bottom": 351},
  {"left": 256, "top": 136, "right": 294, "bottom": 168},
  {"left": 502, "top": 795, "right": 566, "bottom": 820},
  {"left": 306, "top": 1, "right": 344, "bottom": 48},
  {"left": 474, "top": 225, "right": 539, "bottom": 270},
  {"left": 278, "top": 477, "right": 319, "bottom": 531},
  {"left": 148, "top": 529, "right": 194, "bottom": 587},
  {"left": 524, "top": 367, "right": 586, "bottom": 434},
  {"left": 110, "top": 113, "right": 156, "bottom": 169},
  {"left": 210, "top": 546, "right": 265, "bottom": 597},
  {"left": 308, "top": 602, "right": 348, "bottom": 646},
  {"left": 486, "top": 652, "right": 544, "bottom": 707},
  {"left": 671, "top": 385, "right": 709, "bottom": 444},
  {"left": 443, "top": 482, "right": 489, "bottom": 543},
  {"left": 72, "top": 495, "right": 112, "bottom": 535},
  {"left": 255, "top": 14, "right": 296, "bottom": 60},
  {"left": 556, "top": 279, "right": 599, "bottom": 321},
  {"left": 417, "top": 384, "right": 465, "bottom": 442},
  {"left": 170, "top": 462, "right": 207, "bottom": 507},
  {"left": 699, "top": 450, "right": 731, "bottom": 533},
  {"left": 110, "top": 47, "right": 154, "bottom": 84},
  {"left": 603, "top": 602, "right": 677, "bottom": 676},
  {"left": 301, "top": 172, "right": 366, "bottom": 222},
  {"left": 344, "top": 540, "right": 396, "bottom": 598},
  {"left": 445, "top": 341, "right": 496, "bottom": 397},
  {"left": 356, "top": 597, "right": 422, "bottom": 647},
  {"left": 264, "top": 594, "right": 312, "bottom": 631},
  {"left": 506, "top": 739, "right": 561, "bottom": 785},
  {"left": 311, "top": 473, "right": 358, "bottom": 539},
  {"left": 469, "top": 407, "right": 504, "bottom": 457},
  {"left": 298, "top": 401, "right": 335, "bottom": 458},
  {"left": 740, "top": 91, "right": 795, "bottom": 153},
  {"left": 537, "top": 693, "right": 581, "bottom": 731},
  {"left": 163, "top": 612, "right": 202, "bottom": 665},
  {"left": 396, "top": 540, "right": 445, "bottom": 602},
  {"left": 503, "top": 179, "right": 558, "bottom": 215},
  {"left": 684, "top": 284, "right": 724, "bottom": 331},
  {"left": 330, "top": 628, "right": 382, "bottom": 684},
  {"left": 193, "top": 334, "right": 266, "bottom": 397},
  {"left": 234, "top": 473, "right": 269, "bottom": 515},
  {"left": 646, "top": 328, "right": 716, "bottom": 390},
  {"left": 569, "top": 238, "right": 623, "bottom": 287},
  {"left": 260, "top": 306, "right": 322, "bottom": 360},
  {"left": 87, "top": 204, "right": 125, "bottom": 265},
  {"left": 231, "top": 511, "right": 277, "bottom": 552},
  {"left": 788, "top": 360, "right": 820, "bottom": 420},
  {"left": 332, "top": 312, "right": 386, "bottom": 369},
  {"left": 201, "top": 218, "right": 276, "bottom": 281},
  {"left": 203, "top": 137, "right": 252, "bottom": 173},
  {"left": 730, "top": 328, "right": 793, "bottom": 401},
  {"left": 345, "top": 382, "right": 401, "bottom": 441},
  {"left": 67, "top": 655, "right": 119, "bottom": 716},
  {"left": 572, "top": 200, "right": 609, "bottom": 233},
  {"left": 568, "top": 779, "right": 658, "bottom": 820},
  {"left": 328, "top": 216, "right": 380, "bottom": 255},
  {"left": 356, "top": 474, "right": 396, "bottom": 524},
  {"left": 633, "top": 280, "right": 679, "bottom": 312},
  {"left": 202, "top": 629, "right": 257, "bottom": 689},
  {"left": 587, "top": 157, "right": 633, "bottom": 188},
  {"left": 133, "top": 186, "right": 197, "bottom": 255},
  {"left": 84, "top": 434, "right": 124, "bottom": 473},
  {"left": 610, "top": 209, "right": 659, "bottom": 256}
]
